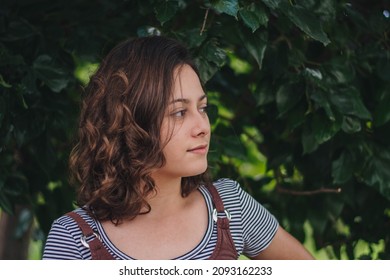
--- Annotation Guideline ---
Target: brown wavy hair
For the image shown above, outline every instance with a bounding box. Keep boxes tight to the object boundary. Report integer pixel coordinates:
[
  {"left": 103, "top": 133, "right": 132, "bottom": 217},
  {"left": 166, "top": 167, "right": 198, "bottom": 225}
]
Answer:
[{"left": 69, "top": 36, "right": 211, "bottom": 223}]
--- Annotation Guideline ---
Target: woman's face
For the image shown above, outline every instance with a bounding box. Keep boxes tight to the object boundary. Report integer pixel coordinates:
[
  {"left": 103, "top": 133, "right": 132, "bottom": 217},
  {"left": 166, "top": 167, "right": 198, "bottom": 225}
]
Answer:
[{"left": 155, "top": 64, "right": 210, "bottom": 181}]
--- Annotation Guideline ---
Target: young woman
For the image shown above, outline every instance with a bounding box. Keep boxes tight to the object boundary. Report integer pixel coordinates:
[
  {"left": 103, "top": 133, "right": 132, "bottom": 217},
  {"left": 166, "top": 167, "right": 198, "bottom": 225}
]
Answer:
[{"left": 43, "top": 36, "right": 314, "bottom": 260}]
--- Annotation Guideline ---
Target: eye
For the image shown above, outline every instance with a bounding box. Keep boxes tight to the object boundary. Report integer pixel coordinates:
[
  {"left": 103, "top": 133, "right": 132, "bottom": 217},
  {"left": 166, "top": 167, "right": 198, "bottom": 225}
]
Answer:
[
  {"left": 172, "top": 110, "right": 186, "bottom": 118},
  {"left": 199, "top": 105, "right": 208, "bottom": 114}
]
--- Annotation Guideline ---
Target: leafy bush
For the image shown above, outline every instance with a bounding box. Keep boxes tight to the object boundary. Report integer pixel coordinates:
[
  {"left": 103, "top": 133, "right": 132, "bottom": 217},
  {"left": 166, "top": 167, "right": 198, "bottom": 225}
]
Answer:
[{"left": 1, "top": 0, "right": 389, "bottom": 259}]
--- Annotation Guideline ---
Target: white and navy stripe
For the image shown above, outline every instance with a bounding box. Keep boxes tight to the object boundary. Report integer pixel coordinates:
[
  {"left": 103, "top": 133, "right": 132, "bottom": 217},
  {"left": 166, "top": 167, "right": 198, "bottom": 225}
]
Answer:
[{"left": 42, "top": 178, "right": 278, "bottom": 259}]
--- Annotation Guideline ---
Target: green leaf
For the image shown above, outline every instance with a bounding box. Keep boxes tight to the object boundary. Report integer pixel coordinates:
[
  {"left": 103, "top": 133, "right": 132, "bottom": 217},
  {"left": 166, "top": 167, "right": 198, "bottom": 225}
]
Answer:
[
  {"left": 154, "top": 1, "right": 179, "bottom": 25},
  {"left": 313, "top": 116, "right": 340, "bottom": 144},
  {"left": 240, "top": 30, "right": 267, "bottom": 69},
  {"left": 301, "top": 129, "right": 318, "bottom": 155},
  {"left": 281, "top": 4, "right": 331, "bottom": 46},
  {"left": 304, "top": 67, "right": 323, "bottom": 80},
  {"left": 33, "top": 55, "right": 70, "bottom": 93},
  {"left": 332, "top": 150, "right": 354, "bottom": 184},
  {"left": 376, "top": 56, "right": 390, "bottom": 82},
  {"left": 302, "top": 113, "right": 341, "bottom": 154},
  {"left": 310, "top": 91, "right": 335, "bottom": 121},
  {"left": 239, "top": 10, "right": 261, "bottom": 33},
  {"left": 373, "top": 88, "right": 390, "bottom": 127},
  {"left": 0, "top": 180, "right": 13, "bottom": 214},
  {"left": 341, "top": 116, "right": 361, "bottom": 134},
  {"left": 260, "top": 0, "right": 282, "bottom": 10},
  {"left": 308, "top": 208, "right": 328, "bottom": 236},
  {"left": 329, "top": 88, "right": 372, "bottom": 120},
  {"left": 0, "top": 74, "right": 12, "bottom": 88},
  {"left": 0, "top": 19, "right": 37, "bottom": 42},
  {"left": 0, "top": 95, "right": 5, "bottom": 126},
  {"left": 0, "top": 191, "right": 13, "bottom": 214},
  {"left": 239, "top": 3, "right": 268, "bottom": 33},
  {"left": 175, "top": 29, "right": 207, "bottom": 48},
  {"left": 4, "top": 173, "right": 29, "bottom": 196},
  {"left": 207, "top": 104, "right": 219, "bottom": 125},
  {"left": 276, "top": 84, "right": 304, "bottom": 117},
  {"left": 360, "top": 146, "right": 390, "bottom": 200},
  {"left": 327, "top": 59, "right": 356, "bottom": 84},
  {"left": 200, "top": 40, "right": 227, "bottom": 67},
  {"left": 194, "top": 57, "right": 219, "bottom": 83},
  {"left": 211, "top": 0, "right": 239, "bottom": 18},
  {"left": 253, "top": 83, "right": 275, "bottom": 106},
  {"left": 196, "top": 40, "right": 227, "bottom": 82},
  {"left": 284, "top": 102, "right": 306, "bottom": 131},
  {"left": 325, "top": 196, "right": 344, "bottom": 221},
  {"left": 218, "top": 134, "right": 247, "bottom": 160}
]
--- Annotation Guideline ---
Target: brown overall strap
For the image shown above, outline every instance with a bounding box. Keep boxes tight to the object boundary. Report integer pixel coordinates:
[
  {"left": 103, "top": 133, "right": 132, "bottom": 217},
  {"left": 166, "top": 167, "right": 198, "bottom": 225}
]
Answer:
[
  {"left": 206, "top": 184, "right": 238, "bottom": 260},
  {"left": 66, "top": 211, "right": 115, "bottom": 260}
]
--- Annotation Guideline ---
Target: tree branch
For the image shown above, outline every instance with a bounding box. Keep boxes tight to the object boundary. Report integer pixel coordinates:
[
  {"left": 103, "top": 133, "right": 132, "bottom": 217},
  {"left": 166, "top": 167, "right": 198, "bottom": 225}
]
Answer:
[
  {"left": 276, "top": 185, "right": 342, "bottom": 196},
  {"left": 200, "top": 8, "right": 209, "bottom": 35}
]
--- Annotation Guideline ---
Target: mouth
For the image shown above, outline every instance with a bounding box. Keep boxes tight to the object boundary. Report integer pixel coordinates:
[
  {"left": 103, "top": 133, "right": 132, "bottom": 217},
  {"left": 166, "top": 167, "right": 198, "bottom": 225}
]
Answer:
[{"left": 187, "top": 144, "right": 208, "bottom": 154}]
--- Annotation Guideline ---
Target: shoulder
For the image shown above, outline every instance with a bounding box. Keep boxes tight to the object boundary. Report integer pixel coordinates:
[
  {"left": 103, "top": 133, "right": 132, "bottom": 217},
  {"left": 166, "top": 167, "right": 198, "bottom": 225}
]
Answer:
[
  {"left": 52, "top": 208, "right": 98, "bottom": 236},
  {"left": 43, "top": 208, "right": 95, "bottom": 259},
  {"left": 210, "top": 178, "right": 243, "bottom": 214},
  {"left": 55, "top": 207, "right": 93, "bottom": 223},
  {"left": 213, "top": 178, "right": 240, "bottom": 195},
  {"left": 212, "top": 178, "right": 251, "bottom": 203}
]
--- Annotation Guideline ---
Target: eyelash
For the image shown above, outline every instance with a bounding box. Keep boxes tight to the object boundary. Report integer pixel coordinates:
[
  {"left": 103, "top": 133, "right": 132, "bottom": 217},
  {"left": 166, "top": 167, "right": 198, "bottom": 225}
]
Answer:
[{"left": 172, "top": 105, "right": 208, "bottom": 118}]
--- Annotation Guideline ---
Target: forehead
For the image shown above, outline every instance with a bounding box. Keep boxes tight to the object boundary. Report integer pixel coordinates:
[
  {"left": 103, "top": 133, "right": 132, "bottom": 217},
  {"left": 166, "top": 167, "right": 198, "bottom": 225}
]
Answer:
[{"left": 171, "top": 64, "right": 204, "bottom": 100}]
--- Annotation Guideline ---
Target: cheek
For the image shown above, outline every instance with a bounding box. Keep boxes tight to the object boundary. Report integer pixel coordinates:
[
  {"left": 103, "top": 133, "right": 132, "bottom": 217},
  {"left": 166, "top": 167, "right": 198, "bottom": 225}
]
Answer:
[
  {"left": 159, "top": 120, "right": 170, "bottom": 145},
  {"left": 160, "top": 125, "right": 176, "bottom": 153},
  {"left": 161, "top": 120, "right": 184, "bottom": 145},
  {"left": 161, "top": 129, "right": 186, "bottom": 162}
]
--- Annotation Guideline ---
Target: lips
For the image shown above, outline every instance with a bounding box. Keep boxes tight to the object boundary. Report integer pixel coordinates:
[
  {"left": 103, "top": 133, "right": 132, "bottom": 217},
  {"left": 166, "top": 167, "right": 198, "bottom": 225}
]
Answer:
[{"left": 187, "top": 144, "right": 208, "bottom": 154}]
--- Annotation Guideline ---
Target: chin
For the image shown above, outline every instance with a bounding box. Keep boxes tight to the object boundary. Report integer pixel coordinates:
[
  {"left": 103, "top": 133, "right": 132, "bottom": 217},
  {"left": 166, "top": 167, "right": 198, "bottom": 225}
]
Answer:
[{"left": 183, "top": 164, "right": 208, "bottom": 177}]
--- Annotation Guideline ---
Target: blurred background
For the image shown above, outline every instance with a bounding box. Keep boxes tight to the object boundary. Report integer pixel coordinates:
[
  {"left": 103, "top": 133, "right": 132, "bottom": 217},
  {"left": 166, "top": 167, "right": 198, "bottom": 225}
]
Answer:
[{"left": 0, "top": 0, "right": 389, "bottom": 259}]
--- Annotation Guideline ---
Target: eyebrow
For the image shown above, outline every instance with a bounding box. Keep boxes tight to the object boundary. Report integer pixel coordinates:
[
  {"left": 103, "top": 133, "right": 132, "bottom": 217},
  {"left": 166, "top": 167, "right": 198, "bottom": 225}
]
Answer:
[{"left": 170, "top": 94, "right": 207, "bottom": 104}]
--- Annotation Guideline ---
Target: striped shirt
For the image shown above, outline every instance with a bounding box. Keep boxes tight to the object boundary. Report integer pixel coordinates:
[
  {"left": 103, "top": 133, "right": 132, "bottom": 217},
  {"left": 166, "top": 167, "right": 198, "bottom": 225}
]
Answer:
[{"left": 42, "top": 178, "right": 278, "bottom": 259}]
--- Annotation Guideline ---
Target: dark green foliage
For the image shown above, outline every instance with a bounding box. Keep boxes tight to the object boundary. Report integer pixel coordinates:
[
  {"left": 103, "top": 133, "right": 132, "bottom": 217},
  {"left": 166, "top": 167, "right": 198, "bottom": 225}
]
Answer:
[{"left": 1, "top": 0, "right": 389, "bottom": 259}]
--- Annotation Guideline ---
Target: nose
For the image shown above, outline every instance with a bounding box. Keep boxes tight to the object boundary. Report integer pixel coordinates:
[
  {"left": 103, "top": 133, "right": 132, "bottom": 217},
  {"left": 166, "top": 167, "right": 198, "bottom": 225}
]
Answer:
[{"left": 191, "top": 111, "right": 210, "bottom": 137}]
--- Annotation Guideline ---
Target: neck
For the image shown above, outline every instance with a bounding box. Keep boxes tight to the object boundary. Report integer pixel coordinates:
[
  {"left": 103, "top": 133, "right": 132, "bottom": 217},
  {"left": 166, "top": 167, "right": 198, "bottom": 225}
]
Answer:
[{"left": 146, "top": 175, "right": 185, "bottom": 216}]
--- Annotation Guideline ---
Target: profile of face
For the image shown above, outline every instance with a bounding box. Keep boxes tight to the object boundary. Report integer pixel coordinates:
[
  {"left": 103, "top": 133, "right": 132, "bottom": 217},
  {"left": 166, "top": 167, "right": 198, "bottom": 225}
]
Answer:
[{"left": 155, "top": 64, "right": 211, "bottom": 180}]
